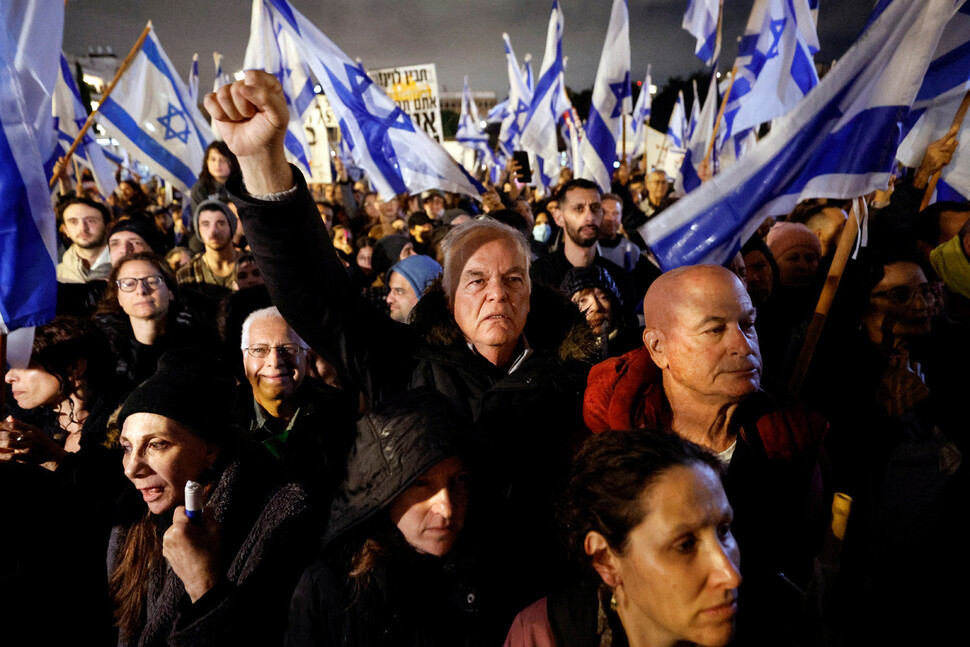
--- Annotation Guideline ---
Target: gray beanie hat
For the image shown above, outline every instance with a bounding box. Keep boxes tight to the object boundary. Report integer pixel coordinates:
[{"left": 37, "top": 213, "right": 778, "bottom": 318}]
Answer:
[{"left": 193, "top": 199, "right": 238, "bottom": 238}]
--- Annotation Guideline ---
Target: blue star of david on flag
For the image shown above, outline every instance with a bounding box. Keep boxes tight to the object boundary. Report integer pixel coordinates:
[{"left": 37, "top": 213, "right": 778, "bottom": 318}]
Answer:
[
  {"left": 766, "top": 18, "right": 786, "bottom": 58},
  {"left": 157, "top": 103, "right": 190, "bottom": 143},
  {"left": 609, "top": 71, "right": 631, "bottom": 118}
]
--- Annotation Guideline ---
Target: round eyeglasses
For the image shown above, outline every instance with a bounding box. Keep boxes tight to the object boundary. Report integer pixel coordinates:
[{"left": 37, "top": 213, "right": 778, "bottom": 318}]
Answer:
[
  {"left": 116, "top": 275, "right": 165, "bottom": 292},
  {"left": 243, "top": 344, "right": 307, "bottom": 359}
]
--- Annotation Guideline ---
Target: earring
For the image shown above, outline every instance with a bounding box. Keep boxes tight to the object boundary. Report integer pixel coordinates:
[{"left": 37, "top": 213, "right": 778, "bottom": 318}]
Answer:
[{"left": 610, "top": 591, "right": 618, "bottom": 612}]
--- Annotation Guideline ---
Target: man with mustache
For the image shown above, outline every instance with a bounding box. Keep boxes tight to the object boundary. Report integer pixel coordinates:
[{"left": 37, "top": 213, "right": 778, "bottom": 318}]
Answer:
[{"left": 583, "top": 264, "right": 829, "bottom": 645}]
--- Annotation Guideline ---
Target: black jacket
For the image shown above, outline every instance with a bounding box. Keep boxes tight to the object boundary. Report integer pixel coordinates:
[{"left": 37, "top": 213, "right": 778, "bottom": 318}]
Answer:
[
  {"left": 233, "top": 169, "right": 598, "bottom": 609},
  {"left": 286, "top": 389, "right": 505, "bottom": 647},
  {"left": 108, "top": 447, "right": 317, "bottom": 647}
]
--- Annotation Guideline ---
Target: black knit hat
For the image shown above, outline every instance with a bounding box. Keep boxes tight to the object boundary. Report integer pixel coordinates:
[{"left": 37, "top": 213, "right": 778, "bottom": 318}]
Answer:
[
  {"left": 108, "top": 217, "right": 166, "bottom": 255},
  {"left": 117, "top": 349, "right": 237, "bottom": 445},
  {"left": 559, "top": 265, "right": 623, "bottom": 306}
]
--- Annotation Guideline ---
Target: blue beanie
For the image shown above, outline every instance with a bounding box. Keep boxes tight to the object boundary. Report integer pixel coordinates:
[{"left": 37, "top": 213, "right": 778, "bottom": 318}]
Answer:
[{"left": 387, "top": 254, "right": 442, "bottom": 300}]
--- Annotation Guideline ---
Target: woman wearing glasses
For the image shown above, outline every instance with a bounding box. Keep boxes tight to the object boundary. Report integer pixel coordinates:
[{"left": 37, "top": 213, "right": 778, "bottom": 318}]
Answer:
[
  {"left": 95, "top": 251, "right": 217, "bottom": 395},
  {"left": 797, "top": 251, "right": 968, "bottom": 644}
]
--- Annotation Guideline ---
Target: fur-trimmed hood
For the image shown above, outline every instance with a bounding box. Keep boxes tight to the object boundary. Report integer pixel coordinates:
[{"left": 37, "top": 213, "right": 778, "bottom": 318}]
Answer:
[{"left": 408, "top": 276, "right": 599, "bottom": 364}]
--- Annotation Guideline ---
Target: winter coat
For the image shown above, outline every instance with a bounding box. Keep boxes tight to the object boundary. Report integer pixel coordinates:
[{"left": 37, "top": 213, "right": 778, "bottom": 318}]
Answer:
[
  {"left": 584, "top": 346, "right": 829, "bottom": 646},
  {"left": 107, "top": 448, "right": 318, "bottom": 647},
  {"left": 233, "top": 168, "right": 599, "bottom": 609},
  {"left": 286, "top": 389, "right": 506, "bottom": 647},
  {"left": 94, "top": 305, "right": 218, "bottom": 397}
]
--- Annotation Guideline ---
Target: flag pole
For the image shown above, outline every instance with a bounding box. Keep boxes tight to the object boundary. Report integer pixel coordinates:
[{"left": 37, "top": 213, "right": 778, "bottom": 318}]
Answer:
[
  {"left": 789, "top": 196, "right": 864, "bottom": 394},
  {"left": 702, "top": 65, "right": 736, "bottom": 171},
  {"left": 49, "top": 21, "right": 153, "bottom": 188},
  {"left": 622, "top": 113, "right": 627, "bottom": 163},
  {"left": 919, "top": 89, "right": 970, "bottom": 211}
]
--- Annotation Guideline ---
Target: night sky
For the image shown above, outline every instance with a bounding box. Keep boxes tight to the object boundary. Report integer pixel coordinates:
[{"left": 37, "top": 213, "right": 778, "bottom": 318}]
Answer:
[{"left": 62, "top": 0, "right": 876, "bottom": 97}]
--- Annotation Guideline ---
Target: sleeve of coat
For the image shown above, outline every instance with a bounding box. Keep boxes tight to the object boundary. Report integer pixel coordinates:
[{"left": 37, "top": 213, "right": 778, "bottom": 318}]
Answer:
[
  {"left": 229, "top": 167, "right": 415, "bottom": 403},
  {"left": 167, "top": 483, "right": 318, "bottom": 647}
]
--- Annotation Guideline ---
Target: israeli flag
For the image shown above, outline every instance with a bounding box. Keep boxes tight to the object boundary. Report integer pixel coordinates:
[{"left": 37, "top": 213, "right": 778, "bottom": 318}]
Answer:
[
  {"left": 896, "top": 3, "right": 970, "bottom": 199},
  {"left": 188, "top": 53, "right": 199, "bottom": 103},
  {"left": 666, "top": 90, "right": 688, "bottom": 151},
  {"left": 521, "top": 1, "right": 568, "bottom": 162},
  {"left": 724, "top": 0, "right": 819, "bottom": 138},
  {"left": 676, "top": 73, "right": 720, "bottom": 195},
  {"left": 211, "top": 52, "right": 232, "bottom": 138},
  {"left": 683, "top": 0, "right": 722, "bottom": 68},
  {"left": 499, "top": 33, "right": 533, "bottom": 158},
  {"left": 52, "top": 54, "right": 118, "bottom": 198},
  {"left": 687, "top": 80, "right": 701, "bottom": 141},
  {"left": 258, "top": 0, "right": 482, "bottom": 198},
  {"left": 579, "top": 0, "right": 631, "bottom": 191},
  {"left": 97, "top": 24, "right": 213, "bottom": 194},
  {"left": 456, "top": 76, "right": 492, "bottom": 163},
  {"left": 630, "top": 66, "right": 652, "bottom": 156},
  {"left": 564, "top": 107, "right": 585, "bottom": 177},
  {"left": 1, "top": 0, "right": 62, "bottom": 337},
  {"left": 486, "top": 98, "right": 509, "bottom": 124},
  {"left": 246, "top": 0, "right": 316, "bottom": 178},
  {"left": 643, "top": 0, "right": 962, "bottom": 271},
  {"left": 524, "top": 55, "right": 535, "bottom": 96}
]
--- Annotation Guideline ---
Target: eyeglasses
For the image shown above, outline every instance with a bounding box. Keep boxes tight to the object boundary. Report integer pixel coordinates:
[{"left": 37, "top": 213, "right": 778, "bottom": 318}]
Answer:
[
  {"left": 116, "top": 275, "right": 165, "bottom": 292},
  {"left": 871, "top": 281, "right": 942, "bottom": 306},
  {"left": 243, "top": 344, "right": 307, "bottom": 359}
]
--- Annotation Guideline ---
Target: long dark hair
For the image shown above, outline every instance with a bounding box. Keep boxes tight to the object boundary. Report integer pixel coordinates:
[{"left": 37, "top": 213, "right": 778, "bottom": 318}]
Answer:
[
  {"left": 96, "top": 251, "right": 180, "bottom": 317},
  {"left": 28, "top": 315, "right": 113, "bottom": 410},
  {"left": 197, "top": 141, "right": 240, "bottom": 190}
]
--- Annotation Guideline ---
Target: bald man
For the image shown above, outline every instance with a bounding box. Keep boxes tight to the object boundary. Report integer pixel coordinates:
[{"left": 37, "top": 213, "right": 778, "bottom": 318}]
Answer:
[{"left": 584, "top": 264, "right": 828, "bottom": 644}]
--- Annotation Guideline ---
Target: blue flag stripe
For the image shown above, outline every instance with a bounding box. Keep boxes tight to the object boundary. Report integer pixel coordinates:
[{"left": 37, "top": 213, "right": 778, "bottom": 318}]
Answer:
[
  {"left": 653, "top": 105, "right": 901, "bottom": 269},
  {"left": 915, "top": 38, "right": 970, "bottom": 103},
  {"left": 0, "top": 121, "right": 57, "bottom": 329},
  {"left": 99, "top": 97, "right": 198, "bottom": 189}
]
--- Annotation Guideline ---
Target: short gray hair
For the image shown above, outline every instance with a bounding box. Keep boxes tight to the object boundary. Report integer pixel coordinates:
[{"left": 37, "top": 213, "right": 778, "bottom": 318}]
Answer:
[
  {"left": 240, "top": 306, "right": 307, "bottom": 350},
  {"left": 440, "top": 217, "right": 531, "bottom": 305}
]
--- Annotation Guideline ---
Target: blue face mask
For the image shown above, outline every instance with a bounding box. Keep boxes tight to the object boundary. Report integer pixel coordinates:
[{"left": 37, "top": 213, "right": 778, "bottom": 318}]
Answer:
[{"left": 532, "top": 222, "right": 551, "bottom": 243}]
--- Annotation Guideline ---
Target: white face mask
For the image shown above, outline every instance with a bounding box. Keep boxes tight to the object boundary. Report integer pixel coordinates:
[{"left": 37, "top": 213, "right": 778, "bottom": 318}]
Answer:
[{"left": 532, "top": 222, "right": 551, "bottom": 244}]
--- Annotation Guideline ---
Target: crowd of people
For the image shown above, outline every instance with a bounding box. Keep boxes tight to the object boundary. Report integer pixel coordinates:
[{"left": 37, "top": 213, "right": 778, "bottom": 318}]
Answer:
[{"left": 1, "top": 69, "right": 967, "bottom": 646}]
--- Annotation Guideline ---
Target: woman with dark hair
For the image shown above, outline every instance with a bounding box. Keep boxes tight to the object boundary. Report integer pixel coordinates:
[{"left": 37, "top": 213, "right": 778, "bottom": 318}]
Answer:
[
  {"left": 190, "top": 141, "right": 240, "bottom": 212},
  {"left": 285, "top": 389, "right": 505, "bottom": 647},
  {"left": 108, "top": 349, "right": 316, "bottom": 646},
  {"left": 94, "top": 251, "right": 217, "bottom": 394},
  {"left": 2, "top": 315, "right": 126, "bottom": 534},
  {"left": 504, "top": 429, "right": 741, "bottom": 647}
]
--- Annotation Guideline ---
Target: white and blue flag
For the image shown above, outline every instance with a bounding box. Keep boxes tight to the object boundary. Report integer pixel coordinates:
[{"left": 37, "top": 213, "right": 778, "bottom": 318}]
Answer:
[
  {"left": 579, "top": 0, "right": 631, "bottom": 191},
  {"left": 456, "top": 76, "right": 492, "bottom": 164},
  {"left": 210, "top": 52, "right": 232, "bottom": 137},
  {"left": 896, "top": 3, "right": 970, "bottom": 199},
  {"left": 687, "top": 80, "right": 701, "bottom": 141},
  {"left": 521, "top": 1, "right": 568, "bottom": 162},
  {"left": 724, "top": 0, "right": 819, "bottom": 138},
  {"left": 666, "top": 90, "right": 688, "bottom": 151},
  {"left": 257, "top": 0, "right": 482, "bottom": 198},
  {"left": 0, "top": 1, "right": 62, "bottom": 338},
  {"left": 676, "top": 73, "right": 720, "bottom": 195},
  {"left": 188, "top": 53, "right": 199, "bottom": 103},
  {"left": 246, "top": 0, "right": 317, "bottom": 178},
  {"left": 631, "top": 66, "right": 652, "bottom": 156},
  {"left": 498, "top": 33, "right": 533, "bottom": 159},
  {"left": 643, "top": 0, "right": 963, "bottom": 270},
  {"left": 53, "top": 55, "right": 118, "bottom": 198},
  {"left": 564, "top": 107, "right": 585, "bottom": 177},
  {"left": 97, "top": 23, "right": 213, "bottom": 194},
  {"left": 683, "top": 0, "right": 722, "bottom": 67}
]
